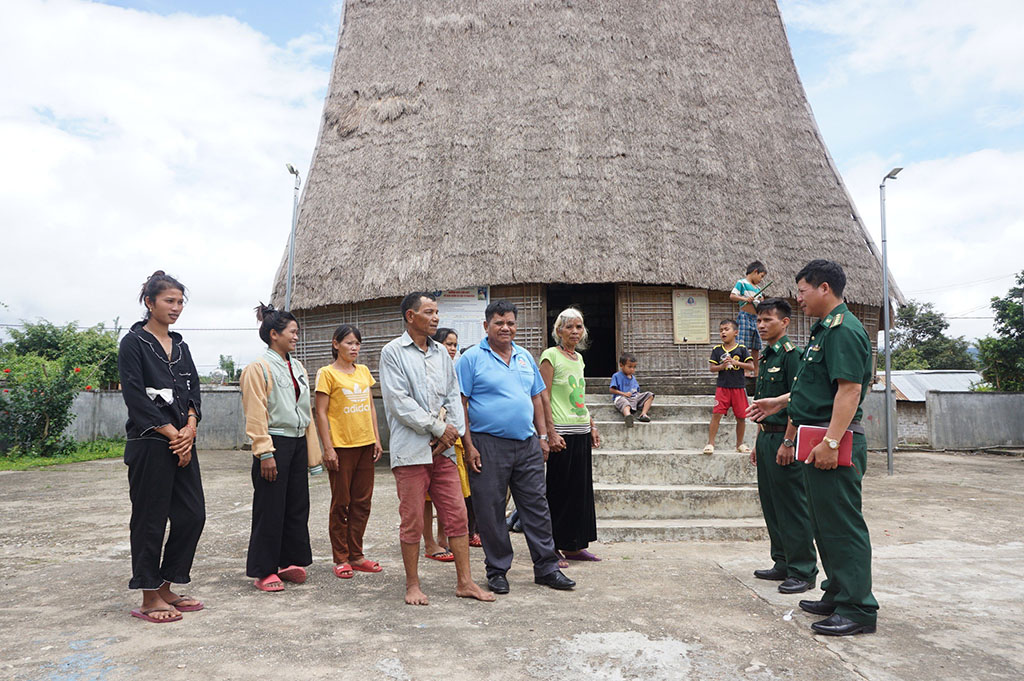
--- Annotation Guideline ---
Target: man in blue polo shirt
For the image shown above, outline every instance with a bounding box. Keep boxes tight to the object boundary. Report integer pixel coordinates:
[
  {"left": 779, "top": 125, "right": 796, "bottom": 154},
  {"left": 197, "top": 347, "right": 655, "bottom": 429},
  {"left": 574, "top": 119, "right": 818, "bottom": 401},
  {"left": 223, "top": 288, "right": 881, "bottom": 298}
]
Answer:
[{"left": 457, "top": 299, "right": 575, "bottom": 594}]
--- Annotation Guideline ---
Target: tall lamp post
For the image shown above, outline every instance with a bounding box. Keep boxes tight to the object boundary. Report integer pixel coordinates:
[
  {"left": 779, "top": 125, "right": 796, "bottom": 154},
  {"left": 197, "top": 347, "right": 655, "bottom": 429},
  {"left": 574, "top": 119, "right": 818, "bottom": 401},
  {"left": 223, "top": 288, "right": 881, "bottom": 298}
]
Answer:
[
  {"left": 880, "top": 166, "right": 902, "bottom": 476},
  {"left": 285, "top": 164, "right": 302, "bottom": 311}
]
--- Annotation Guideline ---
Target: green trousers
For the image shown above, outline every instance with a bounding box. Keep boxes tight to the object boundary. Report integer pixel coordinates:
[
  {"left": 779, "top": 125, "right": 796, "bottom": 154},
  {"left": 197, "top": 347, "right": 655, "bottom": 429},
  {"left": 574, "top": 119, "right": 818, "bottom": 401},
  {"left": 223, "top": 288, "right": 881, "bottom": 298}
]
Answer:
[
  {"left": 802, "top": 432, "right": 879, "bottom": 626},
  {"left": 755, "top": 430, "right": 817, "bottom": 583}
]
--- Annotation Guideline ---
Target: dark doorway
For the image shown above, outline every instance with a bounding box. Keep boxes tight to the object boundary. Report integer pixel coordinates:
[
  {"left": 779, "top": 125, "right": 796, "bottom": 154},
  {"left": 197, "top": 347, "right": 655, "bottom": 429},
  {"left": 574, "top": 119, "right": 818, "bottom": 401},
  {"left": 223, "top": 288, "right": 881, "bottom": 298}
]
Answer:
[{"left": 545, "top": 284, "right": 617, "bottom": 377}]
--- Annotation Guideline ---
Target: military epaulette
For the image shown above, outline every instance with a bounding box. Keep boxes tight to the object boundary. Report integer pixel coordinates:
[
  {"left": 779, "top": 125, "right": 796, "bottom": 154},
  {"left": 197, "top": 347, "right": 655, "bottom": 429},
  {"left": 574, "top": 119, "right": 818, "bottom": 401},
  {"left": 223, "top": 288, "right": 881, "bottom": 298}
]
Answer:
[
  {"left": 783, "top": 341, "right": 796, "bottom": 352},
  {"left": 830, "top": 313, "right": 844, "bottom": 328}
]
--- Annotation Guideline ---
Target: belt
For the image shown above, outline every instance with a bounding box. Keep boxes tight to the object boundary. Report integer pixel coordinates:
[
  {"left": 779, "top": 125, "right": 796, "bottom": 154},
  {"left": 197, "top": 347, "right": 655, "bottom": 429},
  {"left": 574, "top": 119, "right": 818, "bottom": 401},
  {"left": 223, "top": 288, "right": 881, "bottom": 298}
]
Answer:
[
  {"left": 758, "top": 424, "right": 787, "bottom": 433},
  {"left": 809, "top": 420, "right": 865, "bottom": 435}
]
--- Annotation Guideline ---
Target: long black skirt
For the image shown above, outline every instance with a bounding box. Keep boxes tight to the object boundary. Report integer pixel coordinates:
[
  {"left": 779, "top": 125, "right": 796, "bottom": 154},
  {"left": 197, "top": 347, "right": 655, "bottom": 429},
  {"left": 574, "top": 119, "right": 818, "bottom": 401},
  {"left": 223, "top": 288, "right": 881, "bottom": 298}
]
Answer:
[{"left": 545, "top": 432, "right": 597, "bottom": 552}]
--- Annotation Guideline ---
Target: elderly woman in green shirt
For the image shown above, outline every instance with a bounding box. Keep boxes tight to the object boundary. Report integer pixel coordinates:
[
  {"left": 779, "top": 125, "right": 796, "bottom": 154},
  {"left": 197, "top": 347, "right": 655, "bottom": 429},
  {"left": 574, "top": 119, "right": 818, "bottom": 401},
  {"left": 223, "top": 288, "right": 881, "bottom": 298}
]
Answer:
[{"left": 539, "top": 307, "right": 602, "bottom": 564}]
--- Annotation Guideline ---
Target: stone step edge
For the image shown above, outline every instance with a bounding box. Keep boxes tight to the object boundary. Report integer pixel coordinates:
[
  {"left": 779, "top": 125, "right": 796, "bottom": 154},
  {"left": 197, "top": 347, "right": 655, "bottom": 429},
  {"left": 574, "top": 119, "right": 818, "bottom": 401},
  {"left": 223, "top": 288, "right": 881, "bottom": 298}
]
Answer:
[
  {"left": 597, "top": 518, "right": 766, "bottom": 528},
  {"left": 594, "top": 483, "right": 758, "bottom": 492},
  {"left": 594, "top": 449, "right": 752, "bottom": 455}
]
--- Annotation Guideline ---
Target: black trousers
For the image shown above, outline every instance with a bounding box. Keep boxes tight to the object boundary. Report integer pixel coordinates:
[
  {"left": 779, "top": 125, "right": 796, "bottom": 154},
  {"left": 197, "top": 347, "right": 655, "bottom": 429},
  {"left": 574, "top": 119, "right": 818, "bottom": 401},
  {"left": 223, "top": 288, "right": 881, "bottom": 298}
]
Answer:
[
  {"left": 468, "top": 432, "right": 560, "bottom": 580},
  {"left": 246, "top": 435, "right": 312, "bottom": 579},
  {"left": 545, "top": 432, "right": 597, "bottom": 552},
  {"left": 125, "top": 438, "right": 205, "bottom": 590}
]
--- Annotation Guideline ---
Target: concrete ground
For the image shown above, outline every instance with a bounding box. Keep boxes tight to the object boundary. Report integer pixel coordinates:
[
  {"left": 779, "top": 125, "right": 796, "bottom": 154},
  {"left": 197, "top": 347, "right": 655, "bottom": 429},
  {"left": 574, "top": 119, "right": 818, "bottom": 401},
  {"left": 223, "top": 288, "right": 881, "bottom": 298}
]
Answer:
[{"left": 0, "top": 450, "right": 1022, "bottom": 681}]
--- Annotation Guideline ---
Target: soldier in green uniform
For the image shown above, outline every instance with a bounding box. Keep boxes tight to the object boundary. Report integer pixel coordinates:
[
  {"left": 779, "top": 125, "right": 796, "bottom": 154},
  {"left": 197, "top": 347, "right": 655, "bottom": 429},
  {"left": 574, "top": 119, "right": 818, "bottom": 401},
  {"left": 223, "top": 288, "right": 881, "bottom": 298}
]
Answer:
[
  {"left": 750, "top": 298, "right": 817, "bottom": 595},
  {"left": 749, "top": 260, "right": 878, "bottom": 636}
]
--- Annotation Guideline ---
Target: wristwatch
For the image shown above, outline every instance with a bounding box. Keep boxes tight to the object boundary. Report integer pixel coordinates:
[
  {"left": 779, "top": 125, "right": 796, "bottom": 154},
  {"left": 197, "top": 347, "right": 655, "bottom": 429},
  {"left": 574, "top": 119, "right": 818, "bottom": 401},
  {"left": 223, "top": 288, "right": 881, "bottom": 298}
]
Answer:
[
  {"left": 823, "top": 436, "right": 840, "bottom": 450},
  {"left": 539, "top": 434, "right": 548, "bottom": 441},
  {"left": 782, "top": 438, "right": 795, "bottom": 449}
]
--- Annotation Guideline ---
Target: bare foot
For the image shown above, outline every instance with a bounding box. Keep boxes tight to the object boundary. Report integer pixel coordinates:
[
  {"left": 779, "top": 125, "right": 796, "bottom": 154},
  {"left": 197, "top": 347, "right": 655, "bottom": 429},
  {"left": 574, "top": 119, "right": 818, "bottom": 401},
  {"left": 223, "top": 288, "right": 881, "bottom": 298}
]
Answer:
[
  {"left": 455, "top": 582, "right": 496, "bottom": 602},
  {"left": 405, "top": 584, "right": 430, "bottom": 606}
]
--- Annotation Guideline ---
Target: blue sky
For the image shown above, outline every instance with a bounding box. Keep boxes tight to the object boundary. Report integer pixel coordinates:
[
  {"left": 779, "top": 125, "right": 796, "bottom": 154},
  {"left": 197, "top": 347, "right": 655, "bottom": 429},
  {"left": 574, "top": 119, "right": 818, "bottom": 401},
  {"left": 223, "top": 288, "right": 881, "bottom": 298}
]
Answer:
[{"left": 2, "top": 0, "right": 1021, "bottom": 370}]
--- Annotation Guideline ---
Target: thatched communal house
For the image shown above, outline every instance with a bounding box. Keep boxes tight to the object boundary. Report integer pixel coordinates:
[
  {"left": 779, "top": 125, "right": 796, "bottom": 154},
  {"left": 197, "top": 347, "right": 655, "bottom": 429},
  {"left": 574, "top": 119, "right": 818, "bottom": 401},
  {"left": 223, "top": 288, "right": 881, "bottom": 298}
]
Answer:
[{"left": 273, "top": 0, "right": 900, "bottom": 386}]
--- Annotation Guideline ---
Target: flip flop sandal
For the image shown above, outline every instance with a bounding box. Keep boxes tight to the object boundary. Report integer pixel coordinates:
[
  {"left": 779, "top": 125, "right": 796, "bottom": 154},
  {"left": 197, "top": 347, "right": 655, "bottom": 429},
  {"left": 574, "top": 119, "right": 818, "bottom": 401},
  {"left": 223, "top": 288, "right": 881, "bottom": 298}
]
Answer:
[
  {"left": 468, "top": 534, "right": 483, "bottom": 547},
  {"left": 131, "top": 607, "right": 182, "bottom": 623},
  {"left": 425, "top": 551, "right": 455, "bottom": 563},
  {"left": 350, "top": 560, "right": 383, "bottom": 573},
  {"left": 703, "top": 444, "right": 715, "bottom": 455},
  {"left": 737, "top": 444, "right": 752, "bottom": 454},
  {"left": 334, "top": 563, "right": 354, "bottom": 579},
  {"left": 254, "top": 575, "right": 285, "bottom": 592},
  {"left": 278, "top": 565, "right": 308, "bottom": 583},
  {"left": 564, "top": 550, "right": 602, "bottom": 562},
  {"left": 166, "top": 596, "right": 204, "bottom": 612}
]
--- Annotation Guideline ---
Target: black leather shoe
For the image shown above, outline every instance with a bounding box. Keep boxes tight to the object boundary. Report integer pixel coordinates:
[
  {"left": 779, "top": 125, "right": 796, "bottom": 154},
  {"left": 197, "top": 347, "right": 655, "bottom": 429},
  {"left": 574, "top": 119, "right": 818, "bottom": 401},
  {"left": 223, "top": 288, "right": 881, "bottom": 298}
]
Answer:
[
  {"left": 810, "top": 613, "right": 876, "bottom": 636},
  {"left": 487, "top": 574, "right": 509, "bottom": 594},
  {"left": 778, "top": 578, "right": 812, "bottom": 594},
  {"left": 534, "top": 570, "right": 575, "bottom": 590},
  {"left": 799, "top": 599, "right": 837, "bottom": 616},
  {"left": 753, "top": 567, "right": 786, "bottom": 581}
]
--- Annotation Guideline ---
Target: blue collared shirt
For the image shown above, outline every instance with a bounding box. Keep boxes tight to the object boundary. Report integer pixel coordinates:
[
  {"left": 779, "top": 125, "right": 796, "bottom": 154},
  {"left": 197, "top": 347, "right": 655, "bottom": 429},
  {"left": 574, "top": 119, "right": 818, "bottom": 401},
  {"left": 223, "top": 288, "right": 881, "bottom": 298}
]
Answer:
[
  {"left": 379, "top": 331, "right": 465, "bottom": 468},
  {"left": 456, "top": 337, "right": 546, "bottom": 440}
]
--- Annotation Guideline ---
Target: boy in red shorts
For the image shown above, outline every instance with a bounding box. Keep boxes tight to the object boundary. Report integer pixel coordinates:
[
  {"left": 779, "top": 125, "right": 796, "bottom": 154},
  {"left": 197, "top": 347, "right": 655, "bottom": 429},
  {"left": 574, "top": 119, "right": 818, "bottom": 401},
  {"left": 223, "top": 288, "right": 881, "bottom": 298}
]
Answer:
[{"left": 704, "top": 319, "right": 754, "bottom": 455}]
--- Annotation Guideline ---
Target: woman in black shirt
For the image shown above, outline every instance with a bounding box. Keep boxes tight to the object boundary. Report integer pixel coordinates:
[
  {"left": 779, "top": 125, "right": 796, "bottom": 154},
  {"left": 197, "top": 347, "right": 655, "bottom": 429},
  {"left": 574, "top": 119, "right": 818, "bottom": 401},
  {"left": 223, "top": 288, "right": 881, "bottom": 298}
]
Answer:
[{"left": 118, "top": 271, "right": 205, "bottom": 623}]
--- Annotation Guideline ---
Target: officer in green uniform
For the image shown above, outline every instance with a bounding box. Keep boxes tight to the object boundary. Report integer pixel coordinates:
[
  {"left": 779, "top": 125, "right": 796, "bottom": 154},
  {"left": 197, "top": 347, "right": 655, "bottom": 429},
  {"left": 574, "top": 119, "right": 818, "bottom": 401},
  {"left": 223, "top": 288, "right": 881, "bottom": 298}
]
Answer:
[
  {"left": 749, "top": 260, "right": 878, "bottom": 636},
  {"left": 750, "top": 298, "right": 817, "bottom": 595}
]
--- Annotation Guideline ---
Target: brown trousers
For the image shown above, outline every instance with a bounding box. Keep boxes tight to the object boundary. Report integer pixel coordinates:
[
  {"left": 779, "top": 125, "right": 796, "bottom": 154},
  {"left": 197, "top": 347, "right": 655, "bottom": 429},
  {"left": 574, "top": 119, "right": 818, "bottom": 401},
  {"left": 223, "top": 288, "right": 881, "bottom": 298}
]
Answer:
[{"left": 327, "top": 444, "right": 376, "bottom": 564}]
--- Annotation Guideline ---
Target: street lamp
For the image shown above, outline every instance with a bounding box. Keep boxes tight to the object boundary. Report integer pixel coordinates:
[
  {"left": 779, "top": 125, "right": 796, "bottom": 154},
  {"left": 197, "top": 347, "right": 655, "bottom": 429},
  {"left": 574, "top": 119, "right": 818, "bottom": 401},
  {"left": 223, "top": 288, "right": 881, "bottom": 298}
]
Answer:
[
  {"left": 880, "top": 166, "right": 901, "bottom": 476},
  {"left": 285, "top": 164, "right": 301, "bottom": 311}
]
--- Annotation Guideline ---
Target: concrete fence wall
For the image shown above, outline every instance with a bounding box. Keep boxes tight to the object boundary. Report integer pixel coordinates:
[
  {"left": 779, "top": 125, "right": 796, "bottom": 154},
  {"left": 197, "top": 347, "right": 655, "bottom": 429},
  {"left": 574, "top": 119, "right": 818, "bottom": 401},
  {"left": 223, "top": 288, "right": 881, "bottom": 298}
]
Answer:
[
  {"left": 926, "top": 391, "right": 1024, "bottom": 450},
  {"left": 69, "top": 388, "right": 391, "bottom": 452}
]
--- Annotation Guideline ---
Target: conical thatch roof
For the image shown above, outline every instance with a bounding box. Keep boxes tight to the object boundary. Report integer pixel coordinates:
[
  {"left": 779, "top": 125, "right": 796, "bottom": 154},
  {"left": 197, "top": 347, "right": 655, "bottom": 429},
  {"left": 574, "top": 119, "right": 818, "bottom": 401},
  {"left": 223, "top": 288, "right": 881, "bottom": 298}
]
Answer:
[{"left": 273, "top": 0, "right": 899, "bottom": 309}]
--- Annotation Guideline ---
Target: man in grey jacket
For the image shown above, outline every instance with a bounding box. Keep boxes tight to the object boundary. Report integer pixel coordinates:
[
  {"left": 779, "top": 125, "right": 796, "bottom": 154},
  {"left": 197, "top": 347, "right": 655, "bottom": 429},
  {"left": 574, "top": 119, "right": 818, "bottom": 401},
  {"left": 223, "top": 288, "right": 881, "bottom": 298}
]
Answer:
[{"left": 379, "top": 292, "right": 495, "bottom": 606}]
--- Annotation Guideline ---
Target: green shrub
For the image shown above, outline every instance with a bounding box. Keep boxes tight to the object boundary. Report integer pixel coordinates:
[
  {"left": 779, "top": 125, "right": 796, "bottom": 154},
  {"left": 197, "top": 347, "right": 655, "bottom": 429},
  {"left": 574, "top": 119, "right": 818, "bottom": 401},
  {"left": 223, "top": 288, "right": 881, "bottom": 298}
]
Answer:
[{"left": 0, "top": 355, "right": 97, "bottom": 458}]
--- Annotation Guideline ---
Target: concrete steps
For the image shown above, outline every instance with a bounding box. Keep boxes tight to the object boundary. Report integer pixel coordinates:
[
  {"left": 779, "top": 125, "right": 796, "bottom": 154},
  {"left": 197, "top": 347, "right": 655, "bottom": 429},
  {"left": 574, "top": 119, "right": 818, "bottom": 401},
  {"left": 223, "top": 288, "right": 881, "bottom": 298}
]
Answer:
[
  {"left": 585, "top": 396, "right": 765, "bottom": 543},
  {"left": 597, "top": 518, "right": 767, "bottom": 542},
  {"left": 594, "top": 483, "right": 760, "bottom": 519},
  {"left": 596, "top": 420, "right": 756, "bottom": 451},
  {"left": 593, "top": 450, "right": 756, "bottom": 486}
]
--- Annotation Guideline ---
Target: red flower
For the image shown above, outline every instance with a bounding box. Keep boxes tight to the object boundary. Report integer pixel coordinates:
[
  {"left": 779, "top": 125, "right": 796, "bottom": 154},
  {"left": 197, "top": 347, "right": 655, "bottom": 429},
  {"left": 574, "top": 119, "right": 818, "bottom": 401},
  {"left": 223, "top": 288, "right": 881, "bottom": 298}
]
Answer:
[
  {"left": 2, "top": 389, "right": 8, "bottom": 393},
  {"left": 2, "top": 368, "right": 9, "bottom": 373},
  {"left": 85, "top": 385, "right": 92, "bottom": 391},
  {"left": 74, "top": 367, "right": 81, "bottom": 373}
]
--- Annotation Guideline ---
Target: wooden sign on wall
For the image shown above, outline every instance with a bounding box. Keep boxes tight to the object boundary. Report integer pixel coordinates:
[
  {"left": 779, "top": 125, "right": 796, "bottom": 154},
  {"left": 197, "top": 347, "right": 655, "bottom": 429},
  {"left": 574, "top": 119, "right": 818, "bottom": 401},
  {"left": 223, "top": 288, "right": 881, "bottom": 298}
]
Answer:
[{"left": 672, "top": 289, "right": 709, "bottom": 344}]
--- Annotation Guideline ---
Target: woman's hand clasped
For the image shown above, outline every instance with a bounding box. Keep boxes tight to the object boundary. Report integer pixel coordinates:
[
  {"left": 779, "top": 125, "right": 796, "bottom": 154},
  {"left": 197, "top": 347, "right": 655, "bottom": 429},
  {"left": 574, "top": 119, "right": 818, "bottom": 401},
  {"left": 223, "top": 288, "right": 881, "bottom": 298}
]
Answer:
[
  {"left": 169, "top": 427, "right": 194, "bottom": 467},
  {"left": 372, "top": 441, "right": 383, "bottom": 463}
]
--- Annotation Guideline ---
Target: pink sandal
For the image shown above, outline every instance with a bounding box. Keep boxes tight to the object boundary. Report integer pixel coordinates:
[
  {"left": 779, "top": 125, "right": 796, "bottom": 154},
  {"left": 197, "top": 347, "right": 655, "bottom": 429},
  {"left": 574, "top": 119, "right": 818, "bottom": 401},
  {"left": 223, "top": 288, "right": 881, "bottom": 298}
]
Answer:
[
  {"left": 278, "top": 565, "right": 307, "bottom": 583},
  {"left": 254, "top": 574, "right": 285, "bottom": 592},
  {"left": 350, "top": 559, "right": 382, "bottom": 573},
  {"left": 334, "top": 563, "right": 354, "bottom": 579}
]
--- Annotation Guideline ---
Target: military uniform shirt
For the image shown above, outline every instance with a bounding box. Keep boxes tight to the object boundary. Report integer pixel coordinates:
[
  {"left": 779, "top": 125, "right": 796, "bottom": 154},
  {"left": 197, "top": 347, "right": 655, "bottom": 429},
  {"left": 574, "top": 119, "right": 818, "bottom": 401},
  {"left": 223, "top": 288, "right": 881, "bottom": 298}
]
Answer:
[
  {"left": 753, "top": 335, "right": 801, "bottom": 427},
  {"left": 787, "top": 303, "right": 873, "bottom": 426}
]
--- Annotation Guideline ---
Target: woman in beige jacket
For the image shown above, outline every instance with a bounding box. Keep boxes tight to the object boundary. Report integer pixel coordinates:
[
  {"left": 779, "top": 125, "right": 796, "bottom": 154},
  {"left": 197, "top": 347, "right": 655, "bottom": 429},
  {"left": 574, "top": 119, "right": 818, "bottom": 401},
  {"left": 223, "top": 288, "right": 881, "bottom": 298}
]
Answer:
[{"left": 239, "top": 304, "right": 322, "bottom": 592}]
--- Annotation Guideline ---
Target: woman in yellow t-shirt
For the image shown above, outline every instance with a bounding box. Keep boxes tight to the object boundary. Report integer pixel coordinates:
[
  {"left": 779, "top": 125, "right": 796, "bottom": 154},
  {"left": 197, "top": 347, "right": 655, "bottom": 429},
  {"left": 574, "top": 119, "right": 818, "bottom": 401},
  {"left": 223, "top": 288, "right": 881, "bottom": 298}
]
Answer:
[{"left": 313, "top": 325, "right": 384, "bottom": 579}]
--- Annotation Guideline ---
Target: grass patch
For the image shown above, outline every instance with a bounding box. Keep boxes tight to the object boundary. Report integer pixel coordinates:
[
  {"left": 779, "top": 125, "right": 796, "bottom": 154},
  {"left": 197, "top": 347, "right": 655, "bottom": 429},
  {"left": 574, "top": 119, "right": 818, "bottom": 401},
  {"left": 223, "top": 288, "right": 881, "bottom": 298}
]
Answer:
[{"left": 0, "top": 438, "right": 124, "bottom": 471}]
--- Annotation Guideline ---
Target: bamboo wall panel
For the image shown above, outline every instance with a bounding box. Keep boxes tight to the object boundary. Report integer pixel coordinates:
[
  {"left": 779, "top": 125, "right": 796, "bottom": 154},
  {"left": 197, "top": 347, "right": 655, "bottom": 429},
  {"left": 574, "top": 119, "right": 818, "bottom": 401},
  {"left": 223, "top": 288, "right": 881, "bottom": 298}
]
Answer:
[{"left": 618, "top": 284, "right": 880, "bottom": 382}]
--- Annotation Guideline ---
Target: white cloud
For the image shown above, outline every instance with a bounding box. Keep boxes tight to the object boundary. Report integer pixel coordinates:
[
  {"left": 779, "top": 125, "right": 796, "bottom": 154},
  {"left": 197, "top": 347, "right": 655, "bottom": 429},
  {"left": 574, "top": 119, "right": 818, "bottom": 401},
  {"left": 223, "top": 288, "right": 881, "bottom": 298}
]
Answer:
[
  {"left": 781, "top": 0, "right": 1024, "bottom": 100},
  {"left": 0, "top": 0, "right": 333, "bottom": 370},
  {"left": 843, "top": 149, "right": 1024, "bottom": 341}
]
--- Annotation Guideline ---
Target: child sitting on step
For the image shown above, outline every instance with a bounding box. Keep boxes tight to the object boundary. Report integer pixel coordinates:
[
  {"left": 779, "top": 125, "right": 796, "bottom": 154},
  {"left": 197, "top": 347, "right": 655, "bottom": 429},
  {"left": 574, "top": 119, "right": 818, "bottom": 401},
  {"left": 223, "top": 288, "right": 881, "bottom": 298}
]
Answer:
[{"left": 609, "top": 352, "right": 655, "bottom": 428}]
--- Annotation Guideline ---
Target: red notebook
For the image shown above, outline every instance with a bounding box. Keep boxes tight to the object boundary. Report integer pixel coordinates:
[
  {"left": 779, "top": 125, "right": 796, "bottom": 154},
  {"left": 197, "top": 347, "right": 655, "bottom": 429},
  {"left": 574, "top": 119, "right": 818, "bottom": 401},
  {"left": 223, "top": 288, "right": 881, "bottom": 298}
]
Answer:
[{"left": 795, "top": 425, "right": 853, "bottom": 467}]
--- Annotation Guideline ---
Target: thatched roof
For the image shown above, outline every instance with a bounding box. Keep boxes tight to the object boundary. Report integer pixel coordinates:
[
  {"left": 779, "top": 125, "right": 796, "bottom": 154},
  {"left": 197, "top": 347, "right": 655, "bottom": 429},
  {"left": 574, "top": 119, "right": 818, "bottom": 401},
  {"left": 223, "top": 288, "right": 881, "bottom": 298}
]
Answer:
[{"left": 273, "top": 0, "right": 902, "bottom": 309}]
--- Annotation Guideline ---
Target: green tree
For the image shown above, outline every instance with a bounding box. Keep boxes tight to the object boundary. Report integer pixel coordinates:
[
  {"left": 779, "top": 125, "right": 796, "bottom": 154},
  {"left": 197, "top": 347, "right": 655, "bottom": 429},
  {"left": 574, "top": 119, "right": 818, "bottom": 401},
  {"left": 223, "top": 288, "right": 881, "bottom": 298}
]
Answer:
[
  {"left": 976, "top": 271, "right": 1024, "bottom": 391},
  {"left": 6, "top": 320, "right": 119, "bottom": 388},
  {"left": 890, "top": 300, "right": 975, "bottom": 370},
  {"left": 218, "top": 354, "right": 240, "bottom": 381}
]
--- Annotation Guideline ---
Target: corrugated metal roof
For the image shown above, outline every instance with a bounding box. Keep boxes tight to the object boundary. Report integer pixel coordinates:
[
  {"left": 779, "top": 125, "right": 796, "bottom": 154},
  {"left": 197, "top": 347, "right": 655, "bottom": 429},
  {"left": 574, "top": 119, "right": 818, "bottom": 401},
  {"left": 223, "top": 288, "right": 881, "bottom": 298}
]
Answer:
[{"left": 872, "top": 370, "right": 983, "bottom": 402}]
